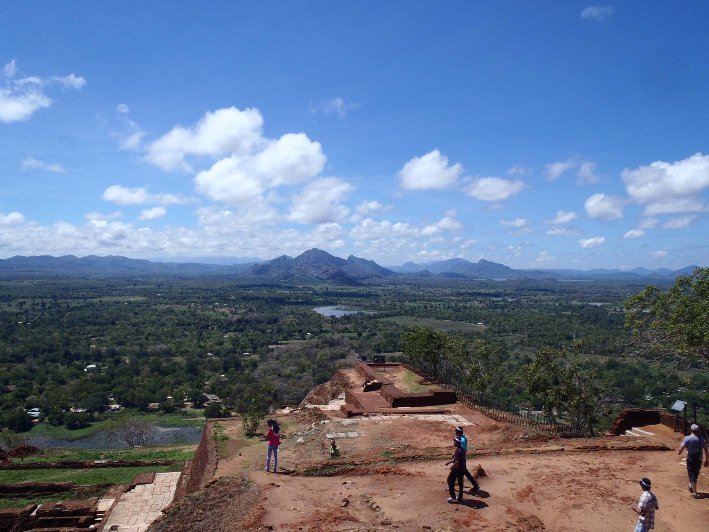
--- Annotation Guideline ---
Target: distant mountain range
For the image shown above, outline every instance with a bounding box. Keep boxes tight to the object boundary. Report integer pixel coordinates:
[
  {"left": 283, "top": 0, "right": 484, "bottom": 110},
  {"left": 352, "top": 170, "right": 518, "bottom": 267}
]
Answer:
[{"left": 0, "top": 251, "right": 700, "bottom": 283}]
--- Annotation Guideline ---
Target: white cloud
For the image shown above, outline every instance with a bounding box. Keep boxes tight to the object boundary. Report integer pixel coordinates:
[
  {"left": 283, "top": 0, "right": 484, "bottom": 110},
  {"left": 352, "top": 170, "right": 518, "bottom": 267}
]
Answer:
[
  {"left": 422, "top": 215, "right": 463, "bottom": 236},
  {"left": 21, "top": 157, "right": 64, "bottom": 173},
  {"left": 547, "top": 210, "right": 577, "bottom": 224},
  {"left": 581, "top": 5, "right": 615, "bottom": 21},
  {"left": 194, "top": 156, "right": 264, "bottom": 204},
  {"left": 85, "top": 211, "right": 122, "bottom": 222},
  {"left": 52, "top": 74, "right": 86, "bottom": 89},
  {"left": 578, "top": 236, "right": 606, "bottom": 248},
  {"left": 311, "top": 97, "right": 358, "bottom": 117},
  {"left": 622, "top": 153, "right": 709, "bottom": 215},
  {"left": 663, "top": 215, "right": 696, "bottom": 229},
  {"left": 464, "top": 177, "right": 525, "bottom": 202},
  {"left": 623, "top": 229, "right": 645, "bottom": 239},
  {"left": 639, "top": 217, "right": 659, "bottom": 229},
  {"left": 584, "top": 193, "right": 624, "bottom": 220},
  {"left": 576, "top": 161, "right": 599, "bottom": 184},
  {"left": 355, "top": 200, "right": 391, "bottom": 217},
  {"left": 398, "top": 150, "right": 462, "bottom": 190},
  {"left": 116, "top": 103, "right": 130, "bottom": 114},
  {"left": 252, "top": 133, "right": 326, "bottom": 186},
  {"left": 3, "top": 60, "right": 17, "bottom": 78},
  {"left": 546, "top": 227, "right": 578, "bottom": 236},
  {"left": 350, "top": 218, "right": 418, "bottom": 241},
  {"left": 139, "top": 207, "right": 167, "bottom": 221},
  {"left": 649, "top": 249, "right": 668, "bottom": 258},
  {"left": 102, "top": 185, "right": 191, "bottom": 206},
  {"left": 507, "top": 165, "right": 530, "bottom": 176},
  {"left": 0, "top": 211, "right": 25, "bottom": 225},
  {"left": 0, "top": 61, "right": 84, "bottom": 123},
  {"left": 120, "top": 131, "right": 145, "bottom": 150},
  {"left": 545, "top": 159, "right": 576, "bottom": 180},
  {"left": 499, "top": 218, "right": 531, "bottom": 234},
  {"left": 146, "top": 107, "right": 265, "bottom": 171},
  {"left": 288, "top": 177, "right": 353, "bottom": 224}
]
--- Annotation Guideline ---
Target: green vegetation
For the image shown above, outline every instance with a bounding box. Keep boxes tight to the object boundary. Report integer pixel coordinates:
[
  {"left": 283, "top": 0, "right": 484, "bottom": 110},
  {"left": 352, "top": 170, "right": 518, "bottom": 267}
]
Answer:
[
  {"left": 625, "top": 267, "right": 708, "bottom": 365},
  {"left": 1, "top": 274, "right": 707, "bottom": 436},
  {"left": 0, "top": 464, "right": 183, "bottom": 485},
  {"left": 5, "top": 446, "right": 195, "bottom": 464}
]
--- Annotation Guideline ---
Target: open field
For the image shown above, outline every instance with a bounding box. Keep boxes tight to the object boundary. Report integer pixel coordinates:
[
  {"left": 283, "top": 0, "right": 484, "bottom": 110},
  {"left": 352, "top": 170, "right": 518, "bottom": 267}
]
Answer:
[
  {"left": 3, "top": 445, "right": 196, "bottom": 464},
  {"left": 378, "top": 315, "right": 486, "bottom": 333}
]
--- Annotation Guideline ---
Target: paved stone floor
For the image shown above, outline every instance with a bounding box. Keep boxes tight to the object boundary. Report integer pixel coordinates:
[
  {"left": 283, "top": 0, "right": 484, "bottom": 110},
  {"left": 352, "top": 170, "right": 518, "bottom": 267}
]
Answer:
[{"left": 102, "top": 472, "right": 180, "bottom": 532}]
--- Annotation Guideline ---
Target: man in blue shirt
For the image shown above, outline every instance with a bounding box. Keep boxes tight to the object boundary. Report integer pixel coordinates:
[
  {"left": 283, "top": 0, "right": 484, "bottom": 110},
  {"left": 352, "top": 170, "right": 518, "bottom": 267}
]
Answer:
[
  {"left": 678, "top": 423, "right": 709, "bottom": 499},
  {"left": 455, "top": 426, "right": 480, "bottom": 493}
]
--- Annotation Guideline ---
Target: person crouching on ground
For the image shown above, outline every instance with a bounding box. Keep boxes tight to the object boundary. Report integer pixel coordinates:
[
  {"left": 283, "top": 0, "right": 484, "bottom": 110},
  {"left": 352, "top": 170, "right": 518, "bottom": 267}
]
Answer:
[
  {"left": 446, "top": 436, "right": 466, "bottom": 504},
  {"left": 265, "top": 419, "right": 281, "bottom": 473},
  {"left": 632, "top": 477, "right": 658, "bottom": 532},
  {"left": 678, "top": 423, "right": 709, "bottom": 498},
  {"left": 455, "top": 425, "right": 479, "bottom": 493}
]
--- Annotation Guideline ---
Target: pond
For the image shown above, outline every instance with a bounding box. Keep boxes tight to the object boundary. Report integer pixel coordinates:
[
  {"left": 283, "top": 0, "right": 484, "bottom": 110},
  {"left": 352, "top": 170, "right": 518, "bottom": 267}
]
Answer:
[
  {"left": 313, "top": 306, "right": 374, "bottom": 318},
  {"left": 29, "top": 426, "right": 203, "bottom": 449}
]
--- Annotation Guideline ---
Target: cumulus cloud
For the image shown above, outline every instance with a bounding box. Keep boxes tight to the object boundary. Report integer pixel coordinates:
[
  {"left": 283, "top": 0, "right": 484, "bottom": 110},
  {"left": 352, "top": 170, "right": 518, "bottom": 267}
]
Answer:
[
  {"left": 499, "top": 218, "right": 531, "bottom": 234},
  {"left": 310, "top": 97, "right": 358, "bottom": 117},
  {"left": 585, "top": 193, "right": 624, "bottom": 219},
  {"left": 578, "top": 236, "right": 606, "bottom": 248},
  {"left": 464, "top": 177, "right": 525, "bottom": 202},
  {"left": 545, "top": 159, "right": 576, "bottom": 180},
  {"left": 0, "top": 60, "right": 85, "bottom": 123},
  {"left": 621, "top": 153, "right": 709, "bottom": 215},
  {"left": 547, "top": 210, "right": 577, "bottom": 225},
  {"left": 288, "top": 177, "right": 353, "bottom": 224},
  {"left": 120, "top": 131, "right": 145, "bottom": 150},
  {"left": 546, "top": 157, "right": 599, "bottom": 184},
  {"left": 649, "top": 249, "right": 668, "bottom": 258},
  {"left": 354, "top": 200, "right": 391, "bottom": 218},
  {"left": 0, "top": 211, "right": 25, "bottom": 225},
  {"left": 139, "top": 207, "right": 167, "bottom": 221},
  {"left": 102, "top": 185, "right": 191, "bottom": 206},
  {"left": 581, "top": 5, "right": 614, "bottom": 21},
  {"left": 21, "top": 157, "right": 64, "bottom": 173},
  {"left": 422, "top": 215, "right": 463, "bottom": 236},
  {"left": 146, "top": 107, "right": 265, "bottom": 172},
  {"left": 546, "top": 227, "right": 578, "bottom": 236},
  {"left": 663, "top": 215, "right": 696, "bottom": 229},
  {"left": 398, "top": 150, "right": 462, "bottom": 190},
  {"left": 350, "top": 218, "right": 418, "bottom": 241},
  {"left": 623, "top": 229, "right": 645, "bottom": 239},
  {"left": 85, "top": 211, "right": 122, "bottom": 222}
]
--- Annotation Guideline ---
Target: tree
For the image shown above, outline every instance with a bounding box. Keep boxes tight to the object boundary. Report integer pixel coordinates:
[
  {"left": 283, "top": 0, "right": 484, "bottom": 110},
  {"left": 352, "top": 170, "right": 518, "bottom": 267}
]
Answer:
[
  {"left": 106, "top": 418, "right": 157, "bottom": 446},
  {"left": 518, "top": 347, "right": 608, "bottom": 436},
  {"left": 625, "top": 267, "right": 708, "bottom": 365},
  {"left": 402, "top": 327, "right": 447, "bottom": 376},
  {"left": 1, "top": 408, "right": 34, "bottom": 433},
  {"left": 237, "top": 386, "right": 270, "bottom": 437},
  {"left": 445, "top": 336, "right": 504, "bottom": 397}
]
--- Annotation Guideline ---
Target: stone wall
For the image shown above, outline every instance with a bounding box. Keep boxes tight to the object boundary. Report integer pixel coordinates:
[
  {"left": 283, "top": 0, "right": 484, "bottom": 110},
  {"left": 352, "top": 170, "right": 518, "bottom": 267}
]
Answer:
[
  {"left": 182, "top": 421, "right": 215, "bottom": 497},
  {"left": 609, "top": 408, "right": 681, "bottom": 436}
]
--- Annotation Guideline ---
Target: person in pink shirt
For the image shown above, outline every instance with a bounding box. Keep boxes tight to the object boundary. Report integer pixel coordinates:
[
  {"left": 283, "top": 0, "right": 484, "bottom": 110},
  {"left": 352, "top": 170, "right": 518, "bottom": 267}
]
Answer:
[{"left": 265, "top": 419, "right": 281, "bottom": 473}]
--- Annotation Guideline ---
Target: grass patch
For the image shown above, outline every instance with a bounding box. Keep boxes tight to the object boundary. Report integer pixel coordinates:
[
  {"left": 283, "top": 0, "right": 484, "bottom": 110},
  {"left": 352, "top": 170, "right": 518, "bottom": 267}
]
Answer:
[
  {"left": 213, "top": 422, "right": 229, "bottom": 458},
  {"left": 0, "top": 464, "right": 183, "bottom": 485},
  {"left": 398, "top": 368, "right": 433, "bottom": 393},
  {"left": 9, "top": 445, "right": 196, "bottom": 464},
  {"left": 378, "top": 315, "right": 485, "bottom": 333}
]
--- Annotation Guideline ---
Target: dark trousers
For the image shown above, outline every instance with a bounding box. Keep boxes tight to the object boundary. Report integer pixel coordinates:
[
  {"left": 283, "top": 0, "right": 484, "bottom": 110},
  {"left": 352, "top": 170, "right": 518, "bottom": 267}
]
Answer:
[
  {"left": 448, "top": 468, "right": 464, "bottom": 500},
  {"left": 464, "top": 467, "right": 479, "bottom": 490}
]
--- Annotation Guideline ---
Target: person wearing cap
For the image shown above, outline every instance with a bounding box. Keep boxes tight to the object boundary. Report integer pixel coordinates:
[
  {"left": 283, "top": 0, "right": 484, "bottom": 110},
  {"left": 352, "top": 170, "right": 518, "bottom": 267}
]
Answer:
[
  {"left": 446, "top": 436, "right": 466, "bottom": 503},
  {"left": 455, "top": 426, "right": 480, "bottom": 493},
  {"left": 677, "top": 423, "right": 709, "bottom": 499},
  {"left": 632, "top": 477, "right": 659, "bottom": 531}
]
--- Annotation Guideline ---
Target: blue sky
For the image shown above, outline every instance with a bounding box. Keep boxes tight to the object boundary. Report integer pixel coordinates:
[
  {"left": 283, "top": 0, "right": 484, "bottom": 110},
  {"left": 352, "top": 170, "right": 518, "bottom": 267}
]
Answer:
[{"left": 1, "top": 2, "right": 708, "bottom": 269}]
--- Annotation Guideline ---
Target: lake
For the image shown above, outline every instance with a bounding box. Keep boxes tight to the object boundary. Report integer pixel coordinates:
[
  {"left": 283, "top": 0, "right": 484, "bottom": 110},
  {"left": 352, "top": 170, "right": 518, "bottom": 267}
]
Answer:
[{"left": 313, "top": 306, "right": 373, "bottom": 318}]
